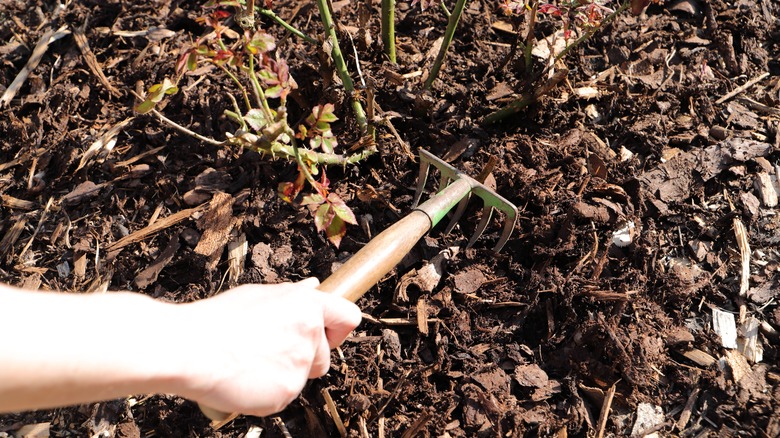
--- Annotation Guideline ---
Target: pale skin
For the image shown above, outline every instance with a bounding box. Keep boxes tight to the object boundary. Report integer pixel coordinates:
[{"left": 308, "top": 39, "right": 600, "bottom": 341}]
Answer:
[{"left": 0, "top": 278, "right": 361, "bottom": 417}]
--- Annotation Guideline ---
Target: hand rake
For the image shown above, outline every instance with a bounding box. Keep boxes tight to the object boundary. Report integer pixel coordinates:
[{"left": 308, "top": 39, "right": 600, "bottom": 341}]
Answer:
[{"left": 200, "top": 148, "right": 518, "bottom": 424}]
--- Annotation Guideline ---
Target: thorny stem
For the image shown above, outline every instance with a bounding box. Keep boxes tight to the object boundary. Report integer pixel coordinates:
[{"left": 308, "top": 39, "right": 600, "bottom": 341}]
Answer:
[
  {"left": 481, "top": 68, "right": 568, "bottom": 124},
  {"left": 257, "top": 8, "right": 317, "bottom": 44},
  {"left": 524, "top": 1, "right": 538, "bottom": 74},
  {"left": 483, "top": 2, "right": 629, "bottom": 124},
  {"left": 150, "top": 106, "right": 375, "bottom": 167},
  {"left": 423, "top": 0, "right": 468, "bottom": 90},
  {"left": 554, "top": 1, "right": 630, "bottom": 63},
  {"left": 381, "top": 0, "right": 396, "bottom": 63},
  {"left": 315, "top": 0, "right": 372, "bottom": 137}
]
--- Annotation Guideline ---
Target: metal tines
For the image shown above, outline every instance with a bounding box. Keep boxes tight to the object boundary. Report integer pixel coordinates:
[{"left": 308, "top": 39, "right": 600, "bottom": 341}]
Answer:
[{"left": 411, "top": 149, "right": 518, "bottom": 252}]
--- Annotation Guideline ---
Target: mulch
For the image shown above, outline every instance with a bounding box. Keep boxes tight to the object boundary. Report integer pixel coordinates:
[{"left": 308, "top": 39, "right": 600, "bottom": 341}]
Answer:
[{"left": 1, "top": 0, "right": 779, "bottom": 436}]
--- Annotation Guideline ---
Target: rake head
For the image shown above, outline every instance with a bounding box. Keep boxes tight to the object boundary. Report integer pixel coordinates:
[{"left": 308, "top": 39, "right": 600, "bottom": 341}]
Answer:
[{"left": 411, "top": 149, "right": 518, "bottom": 252}]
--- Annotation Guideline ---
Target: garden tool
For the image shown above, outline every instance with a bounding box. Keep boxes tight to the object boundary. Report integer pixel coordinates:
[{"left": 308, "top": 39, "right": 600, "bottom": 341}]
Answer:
[{"left": 200, "top": 148, "right": 518, "bottom": 425}]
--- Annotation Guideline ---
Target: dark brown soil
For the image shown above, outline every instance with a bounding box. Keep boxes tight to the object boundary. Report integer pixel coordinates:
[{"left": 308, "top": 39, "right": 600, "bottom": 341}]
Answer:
[{"left": 2, "top": 0, "right": 780, "bottom": 436}]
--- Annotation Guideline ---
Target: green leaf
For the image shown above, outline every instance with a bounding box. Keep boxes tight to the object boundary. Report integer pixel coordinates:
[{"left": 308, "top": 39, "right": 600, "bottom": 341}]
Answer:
[
  {"left": 321, "top": 136, "right": 337, "bottom": 154},
  {"left": 325, "top": 215, "right": 347, "bottom": 248},
  {"left": 301, "top": 193, "right": 325, "bottom": 206},
  {"left": 328, "top": 193, "right": 357, "bottom": 225},
  {"left": 187, "top": 51, "right": 198, "bottom": 71},
  {"left": 264, "top": 85, "right": 283, "bottom": 99},
  {"left": 244, "top": 109, "right": 269, "bottom": 131},
  {"left": 134, "top": 98, "right": 155, "bottom": 114},
  {"left": 246, "top": 31, "right": 276, "bottom": 55}
]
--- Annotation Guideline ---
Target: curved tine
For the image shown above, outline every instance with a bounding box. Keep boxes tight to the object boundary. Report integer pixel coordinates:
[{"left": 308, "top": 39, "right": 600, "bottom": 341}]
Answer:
[
  {"left": 412, "top": 158, "right": 431, "bottom": 209},
  {"left": 493, "top": 208, "right": 518, "bottom": 252},
  {"left": 438, "top": 174, "right": 451, "bottom": 193},
  {"left": 443, "top": 195, "right": 470, "bottom": 234},
  {"left": 466, "top": 206, "right": 494, "bottom": 249}
]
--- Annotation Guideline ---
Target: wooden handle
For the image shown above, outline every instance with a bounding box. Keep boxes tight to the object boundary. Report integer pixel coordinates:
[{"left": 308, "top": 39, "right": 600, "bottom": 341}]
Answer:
[{"left": 317, "top": 210, "right": 431, "bottom": 301}]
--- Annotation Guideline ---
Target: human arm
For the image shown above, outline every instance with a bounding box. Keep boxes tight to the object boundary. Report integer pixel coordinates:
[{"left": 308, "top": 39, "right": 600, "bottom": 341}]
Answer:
[{"left": 0, "top": 279, "right": 361, "bottom": 416}]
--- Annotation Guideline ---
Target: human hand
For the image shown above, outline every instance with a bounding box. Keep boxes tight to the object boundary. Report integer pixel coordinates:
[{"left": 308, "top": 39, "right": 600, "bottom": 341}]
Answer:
[{"left": 171, "top": 278, "right": 361, "bottom": 417}]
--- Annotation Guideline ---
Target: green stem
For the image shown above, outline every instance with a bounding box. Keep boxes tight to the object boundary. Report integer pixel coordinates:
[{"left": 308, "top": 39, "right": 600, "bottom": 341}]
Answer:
[
  {"left": 423, "top": 0, "right": 468, "bottom": 90},
  {"left": 257, "top": 8, "right": 317, "bottom": 44},
  {"left": 216, "top": 63, "right": 252, "bottom": 111},
  {"left": 247, "top": 55, "right": 274, "bottom": 122},
  {"left": 381, "top": 0, "right": 396, "bottom": 63},
  {"left": 440, "top": 0, "right": 451, "bottom": 17},
  {"left": 315, "top": 0, "right": 372, "bottom": 137},
  {"left": 287, "top": 129, "right": 319, "bottom": 187}
]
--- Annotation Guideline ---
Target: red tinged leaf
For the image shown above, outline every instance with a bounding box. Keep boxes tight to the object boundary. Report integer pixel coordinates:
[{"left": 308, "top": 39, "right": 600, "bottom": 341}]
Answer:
[
  {"left": 327, "top": 193, "right": 357, "bottom": 225},
  {"left": 313, "top": 203, "right": 333, "bottom": 233},
  {"left": 538, "top": 4, "right": 562, "bottom": 16},
  {"left": 277, "top": 171, "right": 306, "bottom": 203}
]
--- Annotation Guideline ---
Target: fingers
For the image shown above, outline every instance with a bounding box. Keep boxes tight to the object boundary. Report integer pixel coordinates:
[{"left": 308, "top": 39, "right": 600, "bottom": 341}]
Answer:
[
  {"left": 308, "top": 329, "right": 331, "bottom": 378},
  {"left": 320, "top": 295, "right": 362, "bottom": 349},
  {"left": 296, "top": 277, "right": 321, "bottom": 288}
]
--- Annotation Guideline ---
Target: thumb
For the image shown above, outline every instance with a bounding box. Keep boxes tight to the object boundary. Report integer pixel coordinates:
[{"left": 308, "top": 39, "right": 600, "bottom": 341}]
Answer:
[{"left": 321, "top": 295, "right": 362, "bottom": 349}]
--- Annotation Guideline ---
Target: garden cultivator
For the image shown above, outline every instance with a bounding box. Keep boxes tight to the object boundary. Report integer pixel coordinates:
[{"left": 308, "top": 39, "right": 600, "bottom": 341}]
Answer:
[
  {"left": 201, "top": 148, "right": 518, "bottom": 424},
  {"left": 318, "top": 148, "right": 518, "bottom": 302}
]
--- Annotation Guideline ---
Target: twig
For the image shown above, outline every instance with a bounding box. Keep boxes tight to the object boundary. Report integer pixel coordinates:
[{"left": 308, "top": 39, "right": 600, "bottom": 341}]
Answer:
[
  {"left": 596, "top": 381, "right": 618, "bottom": 438},
  {"left": 0, "top": 25, "right": 71, "bottom": 108},
  {"left": 105, "top": 204, "right": 208, "bottom": 259},
  {"left": 145, "top": 105, "right": 224, "bottom": 146},
  {"left": 18, "top": 197, "right": 54, "bottom": 261},
  {"left": 715, "top": 72, "right": 770, "bottom": 105},
  {"left": 74, "top": 26, "right": 120, "bottom": 97},
  {"left": 272, "top": 417, "right": 294, "bottom": 438},
  {"left": 482, "top": 68, "right": 568, "bottom": 124},
  {"left": 676, "top": 388, "right": 700, "bottom": 430},
  {"left": 321, "top": 388, "right": 347, "bottom": 437}
]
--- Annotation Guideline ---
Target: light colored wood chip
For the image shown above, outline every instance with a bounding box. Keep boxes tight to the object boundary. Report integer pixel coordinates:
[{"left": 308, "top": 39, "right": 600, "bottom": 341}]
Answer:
[
  {"left": 753, "top": 172, "right": 778, "bottom": 207},
  {"left": 105, "top": 204, "right": 208, "bottom": 259},
  {"left": 227, "top": 233, "right": 248, "bottom": 285},
  {"left": 416, "top": 298, "right": 429, "bottom": 335},
  {"left": 712, "top": 308, "right": 738, "bottom": 349},
  {"left": 732, "top": 217, "right": 750, "bottom": 323},
  {"left": 13, "top": 422, "right": 50, "bottom": 438},
  {"left": 194, "top": 192, "right": 237, "bottom": 270},
  {"left": 681, "top": 349, "right": 717, "bottom": 367},
  {"left": 76, "top": 118, "right": 133, "bottom": 171},
  {"left": 1, "top": 195, "right": 36, "bottom": 210},
  {"left": 737, "top": 317, "right": 763, "bottom": 363}
]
